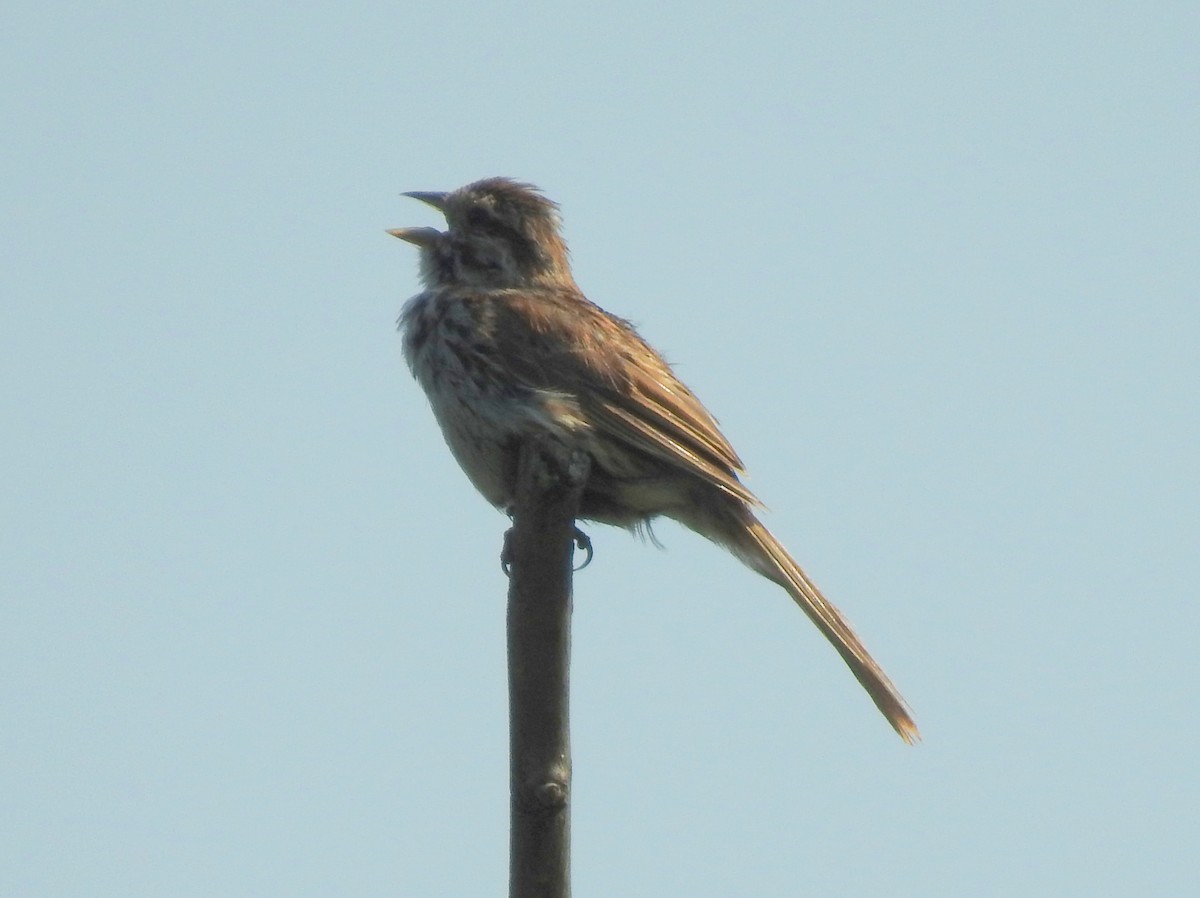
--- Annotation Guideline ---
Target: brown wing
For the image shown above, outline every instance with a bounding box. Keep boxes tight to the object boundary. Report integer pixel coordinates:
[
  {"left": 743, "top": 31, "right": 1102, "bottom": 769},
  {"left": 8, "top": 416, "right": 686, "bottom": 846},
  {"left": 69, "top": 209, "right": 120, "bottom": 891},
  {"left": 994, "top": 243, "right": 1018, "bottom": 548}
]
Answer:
[{"left": 487, "top": 287, "right": 762, "bottom": 507}]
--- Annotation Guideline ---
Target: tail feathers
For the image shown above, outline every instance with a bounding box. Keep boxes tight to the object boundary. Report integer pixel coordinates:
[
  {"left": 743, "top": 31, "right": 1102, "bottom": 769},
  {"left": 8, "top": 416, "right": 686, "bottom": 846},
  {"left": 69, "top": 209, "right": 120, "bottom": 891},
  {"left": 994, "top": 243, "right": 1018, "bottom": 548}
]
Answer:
[
  {"left": 673, "top": 498, "right": 918, "bottom": 742},
  {"left": 740, "top": 517, "right": 919, "bottom": 742}
]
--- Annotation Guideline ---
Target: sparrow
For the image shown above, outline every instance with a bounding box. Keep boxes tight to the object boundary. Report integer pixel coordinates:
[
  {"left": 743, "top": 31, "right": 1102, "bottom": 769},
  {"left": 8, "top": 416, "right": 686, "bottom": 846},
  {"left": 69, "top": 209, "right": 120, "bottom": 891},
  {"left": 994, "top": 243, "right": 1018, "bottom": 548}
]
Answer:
[{"left": 390, "top": 177, "right": 917, "bottom": 742}]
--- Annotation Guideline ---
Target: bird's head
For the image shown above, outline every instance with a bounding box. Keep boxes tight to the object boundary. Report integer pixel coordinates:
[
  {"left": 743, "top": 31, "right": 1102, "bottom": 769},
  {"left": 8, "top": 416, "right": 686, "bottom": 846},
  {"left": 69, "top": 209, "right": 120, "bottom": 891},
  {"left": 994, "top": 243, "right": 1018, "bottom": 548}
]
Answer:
[{"left": 389, "top": 177, "right": 574, "bottom": 289}]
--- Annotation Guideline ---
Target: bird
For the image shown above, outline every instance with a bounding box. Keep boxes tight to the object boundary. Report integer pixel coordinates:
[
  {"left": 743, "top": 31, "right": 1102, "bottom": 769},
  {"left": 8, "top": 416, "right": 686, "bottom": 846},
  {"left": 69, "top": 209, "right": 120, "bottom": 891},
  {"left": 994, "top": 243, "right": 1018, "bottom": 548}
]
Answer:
[{"left": 389, "top": 177, "right": 918, "bottom": 743}]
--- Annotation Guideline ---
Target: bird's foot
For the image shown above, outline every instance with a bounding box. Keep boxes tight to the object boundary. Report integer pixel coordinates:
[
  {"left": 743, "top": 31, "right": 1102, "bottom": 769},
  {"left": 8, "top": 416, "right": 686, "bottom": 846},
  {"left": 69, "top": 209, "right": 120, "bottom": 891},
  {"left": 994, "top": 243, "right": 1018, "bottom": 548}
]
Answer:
[
  {"left": 500, "top": 525, "right": 515, "bottom": 576},
  {"left": 499, "top": 523, "right": 594, "bottom": 576},
  {"left": 572, "top": 525, "right": 593, "bottom": 571}
]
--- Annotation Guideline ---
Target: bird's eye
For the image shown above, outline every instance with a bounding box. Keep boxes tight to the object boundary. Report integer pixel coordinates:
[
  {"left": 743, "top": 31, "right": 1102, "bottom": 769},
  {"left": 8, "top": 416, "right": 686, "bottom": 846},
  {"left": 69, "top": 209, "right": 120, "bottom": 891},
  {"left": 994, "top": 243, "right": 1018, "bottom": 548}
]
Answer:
[{"left": 466, "top": 207, "right": 491, "bottom": 229}]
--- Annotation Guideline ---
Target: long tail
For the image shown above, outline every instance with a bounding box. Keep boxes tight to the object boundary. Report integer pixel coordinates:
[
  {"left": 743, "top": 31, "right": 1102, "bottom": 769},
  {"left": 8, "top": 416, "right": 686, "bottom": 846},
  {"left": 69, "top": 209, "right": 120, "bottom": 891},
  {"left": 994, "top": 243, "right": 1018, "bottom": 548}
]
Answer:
[{"left": 676, "top": 503, "right": 919, "bottom": 743}]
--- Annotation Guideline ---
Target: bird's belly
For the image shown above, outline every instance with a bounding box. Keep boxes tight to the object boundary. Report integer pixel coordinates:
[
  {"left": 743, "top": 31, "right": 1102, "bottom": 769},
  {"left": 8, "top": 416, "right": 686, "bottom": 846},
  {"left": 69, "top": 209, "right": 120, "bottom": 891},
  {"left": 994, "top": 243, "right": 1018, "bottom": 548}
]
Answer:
[
  {"left": 406, "top": 320, "right": 524, "bottom": 507},
  {"left": 425, "top": 386, "right": 517, "bottom": 508},
  {"left": 403, "top": 291, "right": 602, "bottom": 510}
]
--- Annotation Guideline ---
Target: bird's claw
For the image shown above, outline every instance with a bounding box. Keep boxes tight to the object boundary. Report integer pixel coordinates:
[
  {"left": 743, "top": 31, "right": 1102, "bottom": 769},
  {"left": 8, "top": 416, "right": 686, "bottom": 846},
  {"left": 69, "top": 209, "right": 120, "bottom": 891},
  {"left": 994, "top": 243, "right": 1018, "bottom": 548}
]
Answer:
[
  {"left": 498, "top": 524, "right": 594, "bottom": 576},
  {"left": 500, "top": 527, "right": 515, "bottom": 576},
  {"left": 572, "top": 526, "right": 593, "bottom": 571}
]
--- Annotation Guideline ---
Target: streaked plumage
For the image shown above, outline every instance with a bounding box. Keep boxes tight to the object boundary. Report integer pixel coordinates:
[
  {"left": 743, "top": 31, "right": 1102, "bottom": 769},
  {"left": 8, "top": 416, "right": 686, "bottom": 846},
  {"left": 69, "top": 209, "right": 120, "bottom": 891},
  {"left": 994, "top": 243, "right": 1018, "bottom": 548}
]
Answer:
[{"left": 391, "top": 177, "right": 918, "bottom": 742}]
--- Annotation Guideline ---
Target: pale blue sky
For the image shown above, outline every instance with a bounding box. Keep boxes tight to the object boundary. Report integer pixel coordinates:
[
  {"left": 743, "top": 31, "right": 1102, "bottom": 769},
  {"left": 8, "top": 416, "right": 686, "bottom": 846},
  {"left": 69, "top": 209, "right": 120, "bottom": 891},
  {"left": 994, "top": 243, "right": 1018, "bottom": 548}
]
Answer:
[{"left": 3, "top": 2, "right": 1197, "bottom": 895}]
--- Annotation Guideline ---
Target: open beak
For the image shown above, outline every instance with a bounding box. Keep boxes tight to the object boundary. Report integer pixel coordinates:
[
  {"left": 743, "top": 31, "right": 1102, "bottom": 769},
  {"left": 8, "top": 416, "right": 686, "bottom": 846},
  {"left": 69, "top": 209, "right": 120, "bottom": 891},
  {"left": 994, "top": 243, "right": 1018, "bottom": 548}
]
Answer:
[
  {"left": 387, "top": 226, "right": 441, "bottom": 247},
  {"left": 389, "top": 191, "right": 450, "bottom": 245},
  {"left": 402, "top": 190, "right": 449, "bottom": 212}
]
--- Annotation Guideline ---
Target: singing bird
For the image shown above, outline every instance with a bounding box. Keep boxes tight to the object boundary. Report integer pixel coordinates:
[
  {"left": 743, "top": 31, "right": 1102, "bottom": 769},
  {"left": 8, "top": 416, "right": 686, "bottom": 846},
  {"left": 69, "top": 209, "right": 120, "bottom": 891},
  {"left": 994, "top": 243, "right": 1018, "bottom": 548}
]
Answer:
[{"left": 390, "top": 178, "right": 917, "bottom": 742}]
